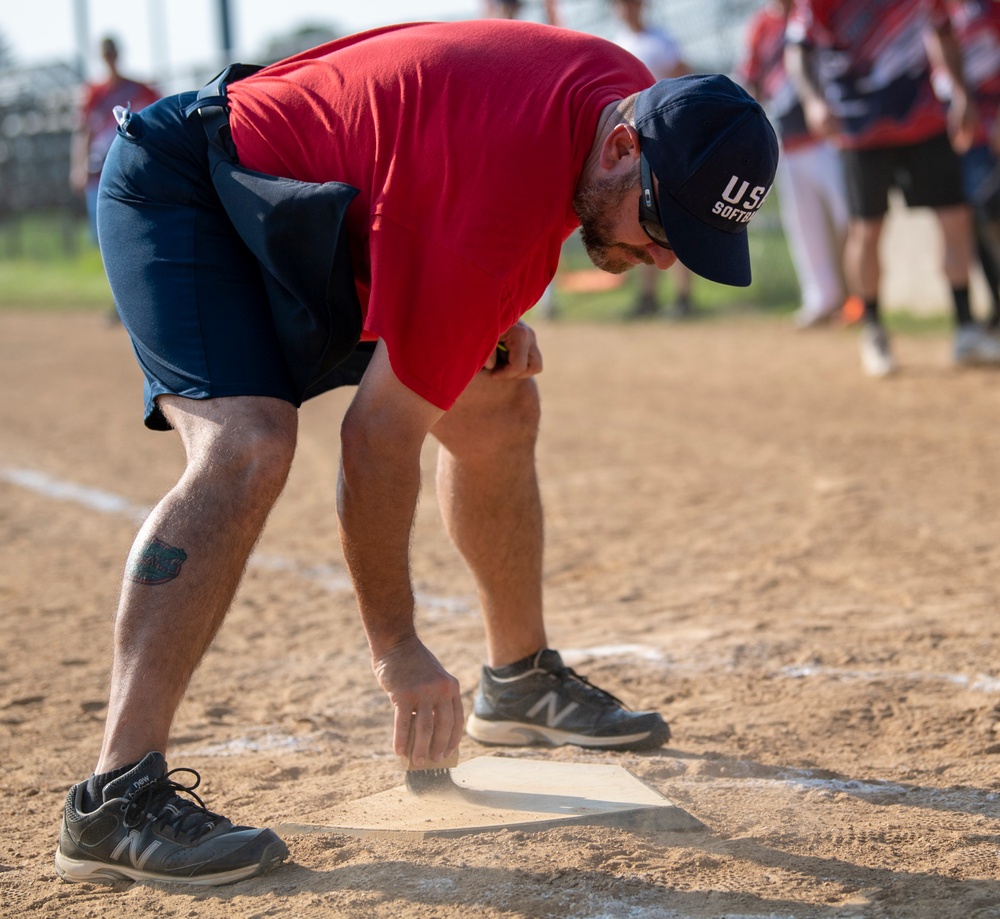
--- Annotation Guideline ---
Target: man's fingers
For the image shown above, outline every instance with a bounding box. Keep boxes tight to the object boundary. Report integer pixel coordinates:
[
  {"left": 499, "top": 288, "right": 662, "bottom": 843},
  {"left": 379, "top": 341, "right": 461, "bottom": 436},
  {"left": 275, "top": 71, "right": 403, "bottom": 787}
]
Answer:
[
  {"left": 396, "top": 690, "right": 463, "bottom": 765},
  {"left": 401, "top": 705, "right": 435, "bottom": 766},
  {"left": 449, "top": 693, "right": 465, "bottom": 753},
  {"left": 428, "top": 699, "right": 456, "bottom": 762},
  {"left": 492, "top": 325, "right": 542, "bottom": 378}
]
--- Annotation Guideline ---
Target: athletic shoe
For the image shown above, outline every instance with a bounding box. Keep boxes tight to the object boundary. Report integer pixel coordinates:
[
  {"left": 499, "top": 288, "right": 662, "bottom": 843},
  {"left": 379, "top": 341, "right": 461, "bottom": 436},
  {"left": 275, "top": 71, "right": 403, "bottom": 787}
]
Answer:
[
  {"left": 465, "top": 648, "right": 670, "bottom": 752},
  {"left": 859, "top": 323, "right": 894, "bottom": 377},
  {"left": 953, "top": 323, "right": 1000, "bottom": 366},
  {"left": 55, "top": 752, "right": 288, "bottom": 886}
]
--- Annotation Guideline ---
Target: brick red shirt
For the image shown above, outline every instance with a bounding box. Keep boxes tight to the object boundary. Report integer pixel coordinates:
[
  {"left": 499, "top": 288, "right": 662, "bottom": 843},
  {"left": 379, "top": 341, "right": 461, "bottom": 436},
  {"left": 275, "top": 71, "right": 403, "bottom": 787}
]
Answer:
[{"left": 228, "top": 21, "right": 652, "bottom": 409}]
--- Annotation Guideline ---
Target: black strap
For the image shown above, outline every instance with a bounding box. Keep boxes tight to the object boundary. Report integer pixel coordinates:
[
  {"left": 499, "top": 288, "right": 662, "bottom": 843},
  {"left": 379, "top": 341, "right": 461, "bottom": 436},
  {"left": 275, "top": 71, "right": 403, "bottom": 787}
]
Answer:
[
  {"left": 184, "top": 63, "right": 264, "bottom": 159},
  {"left": 179, "top": 61, "right": 364, "bottom": 395}
]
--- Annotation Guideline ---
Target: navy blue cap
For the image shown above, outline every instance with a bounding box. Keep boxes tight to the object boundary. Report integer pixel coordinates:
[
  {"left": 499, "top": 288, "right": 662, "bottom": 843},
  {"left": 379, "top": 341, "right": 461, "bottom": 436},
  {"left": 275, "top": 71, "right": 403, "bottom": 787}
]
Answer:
[{"left": 635, "top": 74, "right": 779, "bottom": 287}]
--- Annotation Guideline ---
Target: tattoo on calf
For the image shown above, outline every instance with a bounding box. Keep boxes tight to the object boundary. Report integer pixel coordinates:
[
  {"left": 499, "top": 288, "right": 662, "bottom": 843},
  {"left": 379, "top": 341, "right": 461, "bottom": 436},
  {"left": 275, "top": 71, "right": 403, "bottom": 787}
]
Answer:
[{"left": 127, "top": 536, "right": 188, "bottom": 585}]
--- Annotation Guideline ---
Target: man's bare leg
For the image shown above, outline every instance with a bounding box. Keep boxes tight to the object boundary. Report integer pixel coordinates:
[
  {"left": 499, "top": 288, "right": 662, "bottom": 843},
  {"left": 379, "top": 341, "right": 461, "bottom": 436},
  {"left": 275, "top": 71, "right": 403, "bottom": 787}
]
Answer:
[
  {"left": 96, "top": 395, "right": 297, "bottom": 773},
  {"left": 935, "top": 204, "right": 973, "bottom": 289},
  {"left": 431, "top": 374, "right": 546, "bottom": 668},
  {"left": 846, "top": 216, "right": 883, "bottom": 304}
]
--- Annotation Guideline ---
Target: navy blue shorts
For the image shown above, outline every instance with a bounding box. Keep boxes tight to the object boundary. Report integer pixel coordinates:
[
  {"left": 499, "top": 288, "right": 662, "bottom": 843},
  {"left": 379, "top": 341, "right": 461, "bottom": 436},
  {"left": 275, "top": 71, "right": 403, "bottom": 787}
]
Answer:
[{"left": 98, "top": 93, "right": 370, "bottom": 430}]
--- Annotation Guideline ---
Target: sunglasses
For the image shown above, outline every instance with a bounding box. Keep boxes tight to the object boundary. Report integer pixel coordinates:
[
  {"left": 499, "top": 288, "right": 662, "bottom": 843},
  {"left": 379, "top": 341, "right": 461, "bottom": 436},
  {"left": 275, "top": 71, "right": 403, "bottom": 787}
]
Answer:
[{"left": 639, "top": 151, "right": 673, "bottom": 250}]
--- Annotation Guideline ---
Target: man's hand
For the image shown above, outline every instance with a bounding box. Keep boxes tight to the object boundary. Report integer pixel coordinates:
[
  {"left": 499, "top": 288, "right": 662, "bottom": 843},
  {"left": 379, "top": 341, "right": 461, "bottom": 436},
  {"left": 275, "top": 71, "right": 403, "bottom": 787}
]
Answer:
[
  {"left": 483, "top": 320, "right": 543, "bottom": 378},
  {"left": 372, "top": 634, "right": 464, "bottom": 766},
  {"left": 802, "top": 96, "right": 840, "bottom": 141},
  {"left": 947, "top": 87, "right": 977, "bottom": 155}
]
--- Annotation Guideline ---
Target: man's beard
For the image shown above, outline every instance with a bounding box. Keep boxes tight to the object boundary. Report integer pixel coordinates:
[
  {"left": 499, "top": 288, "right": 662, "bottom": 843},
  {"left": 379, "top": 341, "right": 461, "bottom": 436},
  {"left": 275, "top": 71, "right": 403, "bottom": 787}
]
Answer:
[{"left": 573, "top": 164, "right": 654, "bottom": 274}]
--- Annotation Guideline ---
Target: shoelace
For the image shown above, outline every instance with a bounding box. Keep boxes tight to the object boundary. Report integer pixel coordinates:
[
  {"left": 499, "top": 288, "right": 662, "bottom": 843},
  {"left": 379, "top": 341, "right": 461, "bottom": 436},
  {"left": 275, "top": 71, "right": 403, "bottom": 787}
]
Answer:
[
  {"left": 124, "top": 767, "right": 223, "bottom": 839},
  {"left": 550, "top": 665, "right": 630, "bottom": 710}
]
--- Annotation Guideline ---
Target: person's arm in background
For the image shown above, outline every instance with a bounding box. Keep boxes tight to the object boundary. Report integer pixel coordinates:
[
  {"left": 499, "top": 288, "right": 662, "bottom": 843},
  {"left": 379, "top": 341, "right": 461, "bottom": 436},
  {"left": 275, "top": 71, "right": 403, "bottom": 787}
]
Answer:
[
  {"left": 69, "top": 90, "right": 93, "bottom": 195},
  {"left": 925, "top": 13, "right": 977, "bottom": 153},
  {"left": 784, "top": 40, "right": 838, "bottom": 139}
]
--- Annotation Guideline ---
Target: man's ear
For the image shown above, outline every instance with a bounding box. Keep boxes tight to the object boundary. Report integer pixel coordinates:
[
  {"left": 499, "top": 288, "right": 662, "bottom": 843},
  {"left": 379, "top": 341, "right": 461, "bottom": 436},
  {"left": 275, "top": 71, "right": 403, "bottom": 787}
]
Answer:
[{"left": 599, "top": 123, "right": 641, "bottom": 171}]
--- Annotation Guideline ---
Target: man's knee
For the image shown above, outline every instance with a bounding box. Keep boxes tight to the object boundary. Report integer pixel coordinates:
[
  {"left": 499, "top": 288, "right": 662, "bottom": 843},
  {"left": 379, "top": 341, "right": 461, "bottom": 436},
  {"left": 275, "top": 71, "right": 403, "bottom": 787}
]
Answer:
[
  {"left": 435, "top": 378, "right": 540, "bottom": 457},
  {"left": 164, "top": 396, "right": 298, "bottom": 494},
  {"left": 498, "top": 378, "right": 541, "bottom": 441}
]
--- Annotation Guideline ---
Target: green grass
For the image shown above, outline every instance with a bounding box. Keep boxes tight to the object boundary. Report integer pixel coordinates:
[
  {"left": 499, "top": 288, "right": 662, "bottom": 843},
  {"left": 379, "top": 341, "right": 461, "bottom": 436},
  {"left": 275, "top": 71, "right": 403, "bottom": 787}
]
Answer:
[
  {"left": 0, "top": 214, "right": 113, "bottom": 310},
  {"left": 0, "top": 207, "right": 954, "bottom": 333},
  {"left": 0, "top": 207, "right": 803, "bottom": 318}
]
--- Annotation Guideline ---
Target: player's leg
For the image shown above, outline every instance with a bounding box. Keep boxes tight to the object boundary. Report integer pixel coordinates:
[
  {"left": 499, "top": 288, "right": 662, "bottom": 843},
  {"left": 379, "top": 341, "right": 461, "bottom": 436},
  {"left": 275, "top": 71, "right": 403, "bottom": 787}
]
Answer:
[
  {"left": 431, "top": 372, "right": 670, "bottom": 751},
  {"left": 935, "top": 203, "right": 975, "bottom": 289},
  {"left": 905, "top": 133, "right": 1000, "bottom": 366},
  {"left": 671, "top": 260, "right": 694, "bottom": 317},
  {"left": 778, "top": 144, "right": 847, "bottom": 327},
  {"left": 57, "top": 92, "right": 293, "bottom": 887},
  {"left": 840, "top": 145, "right": 893, "bottom": 375},
  {"left": 846, "top": 215, "right": 883, "bottom": 305},
  {"left": 431, "top": 373, "right": 546, "bottom": 668},
  {"left": 961, "top": 144, "right": 1000, "bottom": 327},
  {"left": 97, "top": 394, "right": 297, "bottom": 772}
]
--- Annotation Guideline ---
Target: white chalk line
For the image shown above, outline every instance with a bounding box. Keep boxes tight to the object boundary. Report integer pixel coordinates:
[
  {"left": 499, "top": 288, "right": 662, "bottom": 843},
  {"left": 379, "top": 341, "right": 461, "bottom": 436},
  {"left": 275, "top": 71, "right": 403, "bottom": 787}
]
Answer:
[
  {"left": 781, "top": 664, "right": 1000, "bottom": 694},
  {"left": 1, "top": 466, "right": 152, "bottom": 524},
  {"left": 6, "top": 465, "right": 999, "bottom": 693},
  {"left": 0, "top": 465, "right": 475, "bottom": 618}
]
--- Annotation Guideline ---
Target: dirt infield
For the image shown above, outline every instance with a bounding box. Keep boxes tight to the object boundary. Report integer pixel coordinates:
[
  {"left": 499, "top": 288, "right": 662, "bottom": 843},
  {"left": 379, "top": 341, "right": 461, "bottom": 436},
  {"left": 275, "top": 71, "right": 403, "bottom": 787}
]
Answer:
[{"left": 2, "top": 310, "right": 999, "bottom": 918}]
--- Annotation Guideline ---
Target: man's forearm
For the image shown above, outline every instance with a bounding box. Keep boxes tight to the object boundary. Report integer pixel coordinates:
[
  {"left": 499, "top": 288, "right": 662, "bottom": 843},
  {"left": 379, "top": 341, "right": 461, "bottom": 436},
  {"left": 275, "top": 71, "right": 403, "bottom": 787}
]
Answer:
[
  {"left": 928, "top": 26, "right": 968, "bottom": 98},
  {"left": 337, "top": 438, "right": 424, "bottom": 658},
  {"left": 784, "top": 43, "right": 822, "bottom": 105}
]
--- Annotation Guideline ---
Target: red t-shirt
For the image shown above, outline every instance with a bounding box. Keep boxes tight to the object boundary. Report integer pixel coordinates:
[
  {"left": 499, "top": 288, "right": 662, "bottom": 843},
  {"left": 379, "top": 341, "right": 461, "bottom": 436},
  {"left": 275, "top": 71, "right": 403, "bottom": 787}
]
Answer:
[
  {"left": 786, "top": 0, "right": 951, "bottom": 149},
  {"left": 79, "top": 76, "right": 159, "bottom": 179},
  {"left": 227, "top": 21, "right": 652, "bottom": 409}
]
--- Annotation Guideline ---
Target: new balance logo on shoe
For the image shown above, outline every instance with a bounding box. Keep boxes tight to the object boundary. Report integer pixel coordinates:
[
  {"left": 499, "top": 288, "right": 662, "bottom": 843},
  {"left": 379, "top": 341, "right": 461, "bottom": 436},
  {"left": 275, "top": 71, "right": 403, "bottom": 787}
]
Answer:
[
  {"left": 111, "top": 831, "right": 161, "bottom": 870},
  {"left": 466, "top": 648, "right": 671, "bottom": 751},
  {"left": 55, "top": 752, "right": 289, "bottom": 886},
  {"left": 526, "top": 692, "right": 579, "bottom": 728}
]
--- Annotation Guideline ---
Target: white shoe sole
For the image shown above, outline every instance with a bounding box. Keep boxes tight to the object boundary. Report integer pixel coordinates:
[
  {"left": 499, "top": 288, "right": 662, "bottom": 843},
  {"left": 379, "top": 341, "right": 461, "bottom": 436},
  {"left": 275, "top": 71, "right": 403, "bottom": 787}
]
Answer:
[
  {"left": 54, "top": 846, "right": 286, "bottom": 886},
  {"left": 465, "top": 714, "right": 656, "bottom": 749}
]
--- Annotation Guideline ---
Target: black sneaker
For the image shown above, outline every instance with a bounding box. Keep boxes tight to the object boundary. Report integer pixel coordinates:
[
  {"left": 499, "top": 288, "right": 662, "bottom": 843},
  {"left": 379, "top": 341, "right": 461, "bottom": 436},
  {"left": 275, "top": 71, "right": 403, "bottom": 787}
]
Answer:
[
  {"left": 465, "top": 649, "right": 670, "bottom": 752},
  {"left": 55, "top": 752, "right": 289, "bottom": 886}
]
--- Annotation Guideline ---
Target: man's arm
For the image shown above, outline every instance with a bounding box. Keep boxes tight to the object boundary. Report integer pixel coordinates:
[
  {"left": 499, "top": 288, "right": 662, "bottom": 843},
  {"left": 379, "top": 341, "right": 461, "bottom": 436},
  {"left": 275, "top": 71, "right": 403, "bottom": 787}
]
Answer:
[
  {"left": 336, "top": 340, "right": 462, "bottom": 766},
  {"left": 784, "top": 41, "right": 839, "bottom": 139},
  {"left": 69, "top": 93, "right": 93, "bottom": 194},
  {"left": 925, "top": 19, "right": 977, "bottom": 153}
]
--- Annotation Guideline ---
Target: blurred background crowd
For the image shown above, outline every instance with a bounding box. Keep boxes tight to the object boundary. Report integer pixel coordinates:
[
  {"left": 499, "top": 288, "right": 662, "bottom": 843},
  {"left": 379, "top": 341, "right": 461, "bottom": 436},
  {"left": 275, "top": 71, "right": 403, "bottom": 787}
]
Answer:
[{"left": 2, "top": 0, "right": 998, "bottom": 345}]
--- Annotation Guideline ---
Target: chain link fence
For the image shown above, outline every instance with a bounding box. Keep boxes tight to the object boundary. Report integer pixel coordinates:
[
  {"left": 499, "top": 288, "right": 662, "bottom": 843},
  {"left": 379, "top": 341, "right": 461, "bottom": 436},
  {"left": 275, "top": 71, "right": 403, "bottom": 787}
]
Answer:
[{"left": 0, "top": 63, "right": 84, "bottom": 256}]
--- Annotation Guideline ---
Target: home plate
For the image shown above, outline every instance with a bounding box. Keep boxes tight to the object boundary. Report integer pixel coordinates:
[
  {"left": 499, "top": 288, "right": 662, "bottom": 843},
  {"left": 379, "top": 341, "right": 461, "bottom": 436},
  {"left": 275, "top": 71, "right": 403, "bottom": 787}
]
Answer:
[{"left": 275, "top": 756, "right": 704, "bottom": 839}]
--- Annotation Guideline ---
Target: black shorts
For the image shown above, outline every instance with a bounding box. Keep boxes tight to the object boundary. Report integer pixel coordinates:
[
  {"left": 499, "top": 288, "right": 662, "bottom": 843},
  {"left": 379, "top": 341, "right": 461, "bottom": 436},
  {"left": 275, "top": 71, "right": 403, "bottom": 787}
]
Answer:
[
  {"left": 840, "top": 132, "right": 967, "bottom": 219},
  {"left": 98, "top": 93, "right": 367, "bottom": 431}
]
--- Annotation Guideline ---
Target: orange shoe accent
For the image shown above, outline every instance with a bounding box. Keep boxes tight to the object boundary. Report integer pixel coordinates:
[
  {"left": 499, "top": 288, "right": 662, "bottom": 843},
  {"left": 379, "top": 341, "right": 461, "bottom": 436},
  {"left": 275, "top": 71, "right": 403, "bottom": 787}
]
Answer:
[{"left": 840, "top": 295, "right": 864, "bottom": 325}]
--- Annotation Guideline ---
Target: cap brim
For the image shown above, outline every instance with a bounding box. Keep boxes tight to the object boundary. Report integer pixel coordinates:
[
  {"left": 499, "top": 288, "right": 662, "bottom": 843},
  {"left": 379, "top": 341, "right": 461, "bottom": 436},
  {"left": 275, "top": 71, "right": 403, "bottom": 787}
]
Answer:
[{"left": 657, "top": 190, "right": 752, "bottom": 287}]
